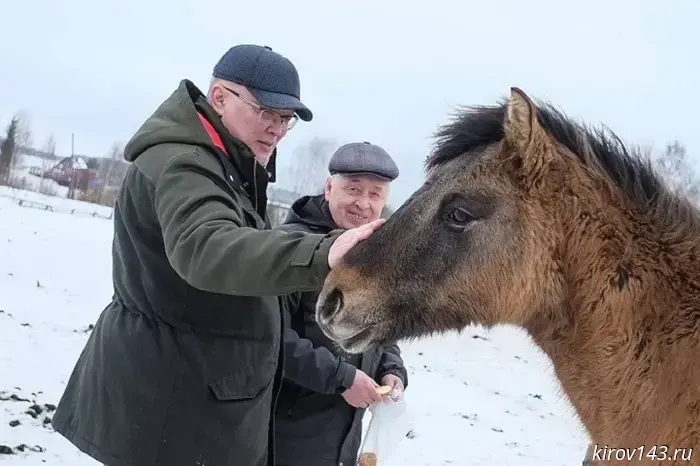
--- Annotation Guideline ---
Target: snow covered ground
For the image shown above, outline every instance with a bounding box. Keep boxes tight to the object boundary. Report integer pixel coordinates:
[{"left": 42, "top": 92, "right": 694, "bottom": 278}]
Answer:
[{"left": 0, "top": 190, "right": 591, "bottom": 465}]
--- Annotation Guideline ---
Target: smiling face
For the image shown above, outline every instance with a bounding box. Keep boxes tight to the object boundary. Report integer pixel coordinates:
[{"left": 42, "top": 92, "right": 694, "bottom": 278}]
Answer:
[
  {"left": 208, "top": 79, "right": 295, "bottom": 167},
  {"left": 324, "top": 173, "right": 390, "bottom": 229}
]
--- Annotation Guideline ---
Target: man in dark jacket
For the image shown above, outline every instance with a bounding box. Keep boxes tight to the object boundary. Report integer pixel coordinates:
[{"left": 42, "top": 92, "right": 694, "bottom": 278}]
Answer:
[
  {"left": 274, "top": 142, "right": 409, "bottom": 466},
  {"left": 50, "top": 45, "right": 384, "bottom": 466}
]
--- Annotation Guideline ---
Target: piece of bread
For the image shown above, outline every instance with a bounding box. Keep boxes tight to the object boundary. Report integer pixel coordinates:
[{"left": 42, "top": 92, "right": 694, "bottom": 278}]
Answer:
[
  {"left": 375, "top": 385, "right": 392, "bottom": 396},
  {"left": 358, "top": 452, "right": 377, "bottom": 466}
]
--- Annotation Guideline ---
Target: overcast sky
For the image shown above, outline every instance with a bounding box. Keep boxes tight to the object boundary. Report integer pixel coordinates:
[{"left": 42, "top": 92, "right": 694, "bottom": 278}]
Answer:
[{"left": 0, "top": 0, "right": 697, "bottom": 205}]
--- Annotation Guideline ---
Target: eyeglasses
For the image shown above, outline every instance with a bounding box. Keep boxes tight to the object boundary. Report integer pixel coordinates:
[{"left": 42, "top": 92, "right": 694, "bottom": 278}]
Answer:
[{"left": 223, "top": 86, "right": 298, "bottom": 131}]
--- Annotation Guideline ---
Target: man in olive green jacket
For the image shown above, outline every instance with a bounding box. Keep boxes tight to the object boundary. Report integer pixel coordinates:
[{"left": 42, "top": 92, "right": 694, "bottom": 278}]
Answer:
[{"left": 51, "top": 44, "right": 383, "bottom": 466}]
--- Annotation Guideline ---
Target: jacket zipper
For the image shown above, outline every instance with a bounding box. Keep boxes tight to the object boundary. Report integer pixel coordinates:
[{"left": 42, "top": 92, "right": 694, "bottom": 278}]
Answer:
[{"left": 252, "top": 162, "right": 259, "bottom": 212}]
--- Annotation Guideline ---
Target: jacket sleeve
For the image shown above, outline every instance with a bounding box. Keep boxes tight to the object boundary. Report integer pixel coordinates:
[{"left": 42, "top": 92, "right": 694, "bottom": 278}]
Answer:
[
  {"left": 153, "top": 151, "right": 342, "bottom": 296},
  {"left": 281, "top": 292, "right": 356, "bottom": 394},
  {"left": 374, "top": 342, "right": 409, "bottom": 389}
]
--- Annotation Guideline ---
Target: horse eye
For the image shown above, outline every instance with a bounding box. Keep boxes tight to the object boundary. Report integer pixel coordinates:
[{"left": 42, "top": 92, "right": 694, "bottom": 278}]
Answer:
[{"left": 446, "top": 207, "right": 474, "bottom": 226}]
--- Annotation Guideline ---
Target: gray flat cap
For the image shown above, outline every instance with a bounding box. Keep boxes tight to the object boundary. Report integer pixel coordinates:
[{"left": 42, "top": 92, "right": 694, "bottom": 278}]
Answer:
[
  {"left": 213, "top": 44, "right": 312, "bottom": 121},
  {"left": 328, "top": 141, "right": 399, "bottom": 181}
]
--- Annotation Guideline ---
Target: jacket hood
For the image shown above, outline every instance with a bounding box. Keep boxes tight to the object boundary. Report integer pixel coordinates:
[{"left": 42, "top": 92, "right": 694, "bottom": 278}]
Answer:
[
  {"left": 122, "top": 79, "right": 277, "bottom": 181},
  {"left": 283, "top": 194, "right": 338, "bottom": 232}
]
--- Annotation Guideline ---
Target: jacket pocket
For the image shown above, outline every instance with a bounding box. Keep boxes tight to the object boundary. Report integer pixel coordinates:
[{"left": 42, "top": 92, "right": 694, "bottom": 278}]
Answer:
[
  {"left": 208, "top": 358, "right": 276, "bottom": 402},
  {"left": 285, "top": 392, "right": 343, "bottom": 420}
]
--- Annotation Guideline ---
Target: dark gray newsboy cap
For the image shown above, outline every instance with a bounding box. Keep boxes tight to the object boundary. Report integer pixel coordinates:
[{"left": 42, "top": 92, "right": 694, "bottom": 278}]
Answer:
[
  {"left": 213, "top": 44, "right": 313, "bottom": 122},
  {"left": 328, "top": 141, "right": 399, "bottom": 181}
]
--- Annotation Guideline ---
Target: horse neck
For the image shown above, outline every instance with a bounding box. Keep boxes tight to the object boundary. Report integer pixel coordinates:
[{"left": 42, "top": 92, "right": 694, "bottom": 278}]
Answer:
[{"left": 524, "top": 192, "right": 700, "bottom": 446}]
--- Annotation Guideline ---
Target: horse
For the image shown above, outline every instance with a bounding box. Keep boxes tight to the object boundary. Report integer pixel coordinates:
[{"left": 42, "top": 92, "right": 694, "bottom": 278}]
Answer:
[{"left": 314, "top": 88, "right": 700, "bottom": 465}]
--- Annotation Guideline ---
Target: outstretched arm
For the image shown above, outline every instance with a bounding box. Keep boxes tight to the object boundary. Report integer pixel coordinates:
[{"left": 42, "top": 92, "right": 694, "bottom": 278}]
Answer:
[{"left": 153, "top": 151, "right": 341, "bottom": 296}]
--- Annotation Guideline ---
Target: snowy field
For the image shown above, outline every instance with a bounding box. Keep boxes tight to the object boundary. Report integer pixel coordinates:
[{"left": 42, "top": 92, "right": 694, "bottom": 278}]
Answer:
[{"left": 0, "top": 191, "right": 591, "bottom": 465}]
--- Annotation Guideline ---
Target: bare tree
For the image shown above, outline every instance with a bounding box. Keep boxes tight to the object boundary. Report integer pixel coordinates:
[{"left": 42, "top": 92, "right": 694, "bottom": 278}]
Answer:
[
  {"left": 95, "top": 142, "right": 127, "bottom": 205},
  {"left": 13, "top": 110, "right": 33, "bottom": 150},
  {"left": 43, "top": 133, "right": 56, "bottom": 155},
  {"left": 651, "top": 140, "right": 700, "bottom": 203},
  {"left": 0, "top": 112, "right": 32, "bottom": 183},
  {"left": 109, "top": 142, "right": 123, "bottom": 161},
  {"left": 38, "top": 134, "right": 58, "bottom": 194},
  {"left": 0, "top": 117, "right": 19, "bottom": 182},
  {"left": 288, "top": 136, "right": 337, "bottom": 196},
  {"left": 106, "top": 143, "right": 125, "bottom": 185}
]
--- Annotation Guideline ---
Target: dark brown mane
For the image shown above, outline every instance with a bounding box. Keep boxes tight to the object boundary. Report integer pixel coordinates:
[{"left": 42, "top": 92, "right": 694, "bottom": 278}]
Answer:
[{"left": 426, "top": 98, "right": 699, "bottom": 230}]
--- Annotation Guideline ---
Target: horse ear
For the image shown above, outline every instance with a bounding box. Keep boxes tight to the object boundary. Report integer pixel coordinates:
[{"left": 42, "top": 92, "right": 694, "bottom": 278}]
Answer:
[
  {"left": 504, "top": 87, "right": 545, "bottom": 150},
  {"left": 502, "top": 87, "right": 553, "bottom": 188}
]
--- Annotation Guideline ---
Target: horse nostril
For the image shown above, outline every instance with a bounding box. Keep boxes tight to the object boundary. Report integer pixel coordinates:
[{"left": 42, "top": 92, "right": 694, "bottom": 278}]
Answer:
[{"left": 318, "top": 287, "right": 343, "bottom": 322}]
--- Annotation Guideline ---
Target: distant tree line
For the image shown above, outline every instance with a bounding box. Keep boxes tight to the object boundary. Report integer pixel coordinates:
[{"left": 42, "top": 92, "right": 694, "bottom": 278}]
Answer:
[{"left": 648, "top": 140, "right": 700, "bottom": 203}]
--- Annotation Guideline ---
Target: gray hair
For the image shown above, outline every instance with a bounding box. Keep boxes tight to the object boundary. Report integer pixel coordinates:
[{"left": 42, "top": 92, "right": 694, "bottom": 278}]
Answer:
[
  {"left": 329, "top": 173, "right": 391, "bottom": 196},
  {"left": 207, "top": 76, "right": 242, "bottom": 101}
]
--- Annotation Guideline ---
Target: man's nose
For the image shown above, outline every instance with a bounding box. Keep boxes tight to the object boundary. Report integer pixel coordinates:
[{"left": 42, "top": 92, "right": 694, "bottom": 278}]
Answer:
[
  {"left": 267, "top": 124, "right": 284, "bottom": 138},
  {"left": 355, "top": 196, "right": 370, "bottom": 210}
]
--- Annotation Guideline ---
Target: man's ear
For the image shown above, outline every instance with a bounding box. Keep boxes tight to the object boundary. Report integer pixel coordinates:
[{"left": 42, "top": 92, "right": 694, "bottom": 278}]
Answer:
[
  {"left": 208, "top": 84, "right": 226, "bottom": 116},
  {"left": 324, "top": 176, "right": 333, "bottom": 201}
]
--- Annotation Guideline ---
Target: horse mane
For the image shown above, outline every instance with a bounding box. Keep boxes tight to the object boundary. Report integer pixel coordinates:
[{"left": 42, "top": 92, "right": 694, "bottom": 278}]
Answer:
[{"left": 425, "top": 98, "right": 700, "bottom": 230}]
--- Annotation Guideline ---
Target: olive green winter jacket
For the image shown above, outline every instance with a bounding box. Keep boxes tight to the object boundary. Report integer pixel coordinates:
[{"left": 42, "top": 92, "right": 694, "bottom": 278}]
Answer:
[{"left": 51, "top": 79, "right": 342, "bottom": 466}]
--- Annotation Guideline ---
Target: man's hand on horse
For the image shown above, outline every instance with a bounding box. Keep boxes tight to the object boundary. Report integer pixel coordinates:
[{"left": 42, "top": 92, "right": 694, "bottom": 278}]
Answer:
[{"left": 328, "top": 219, "right": 385, "bottom": 269}]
